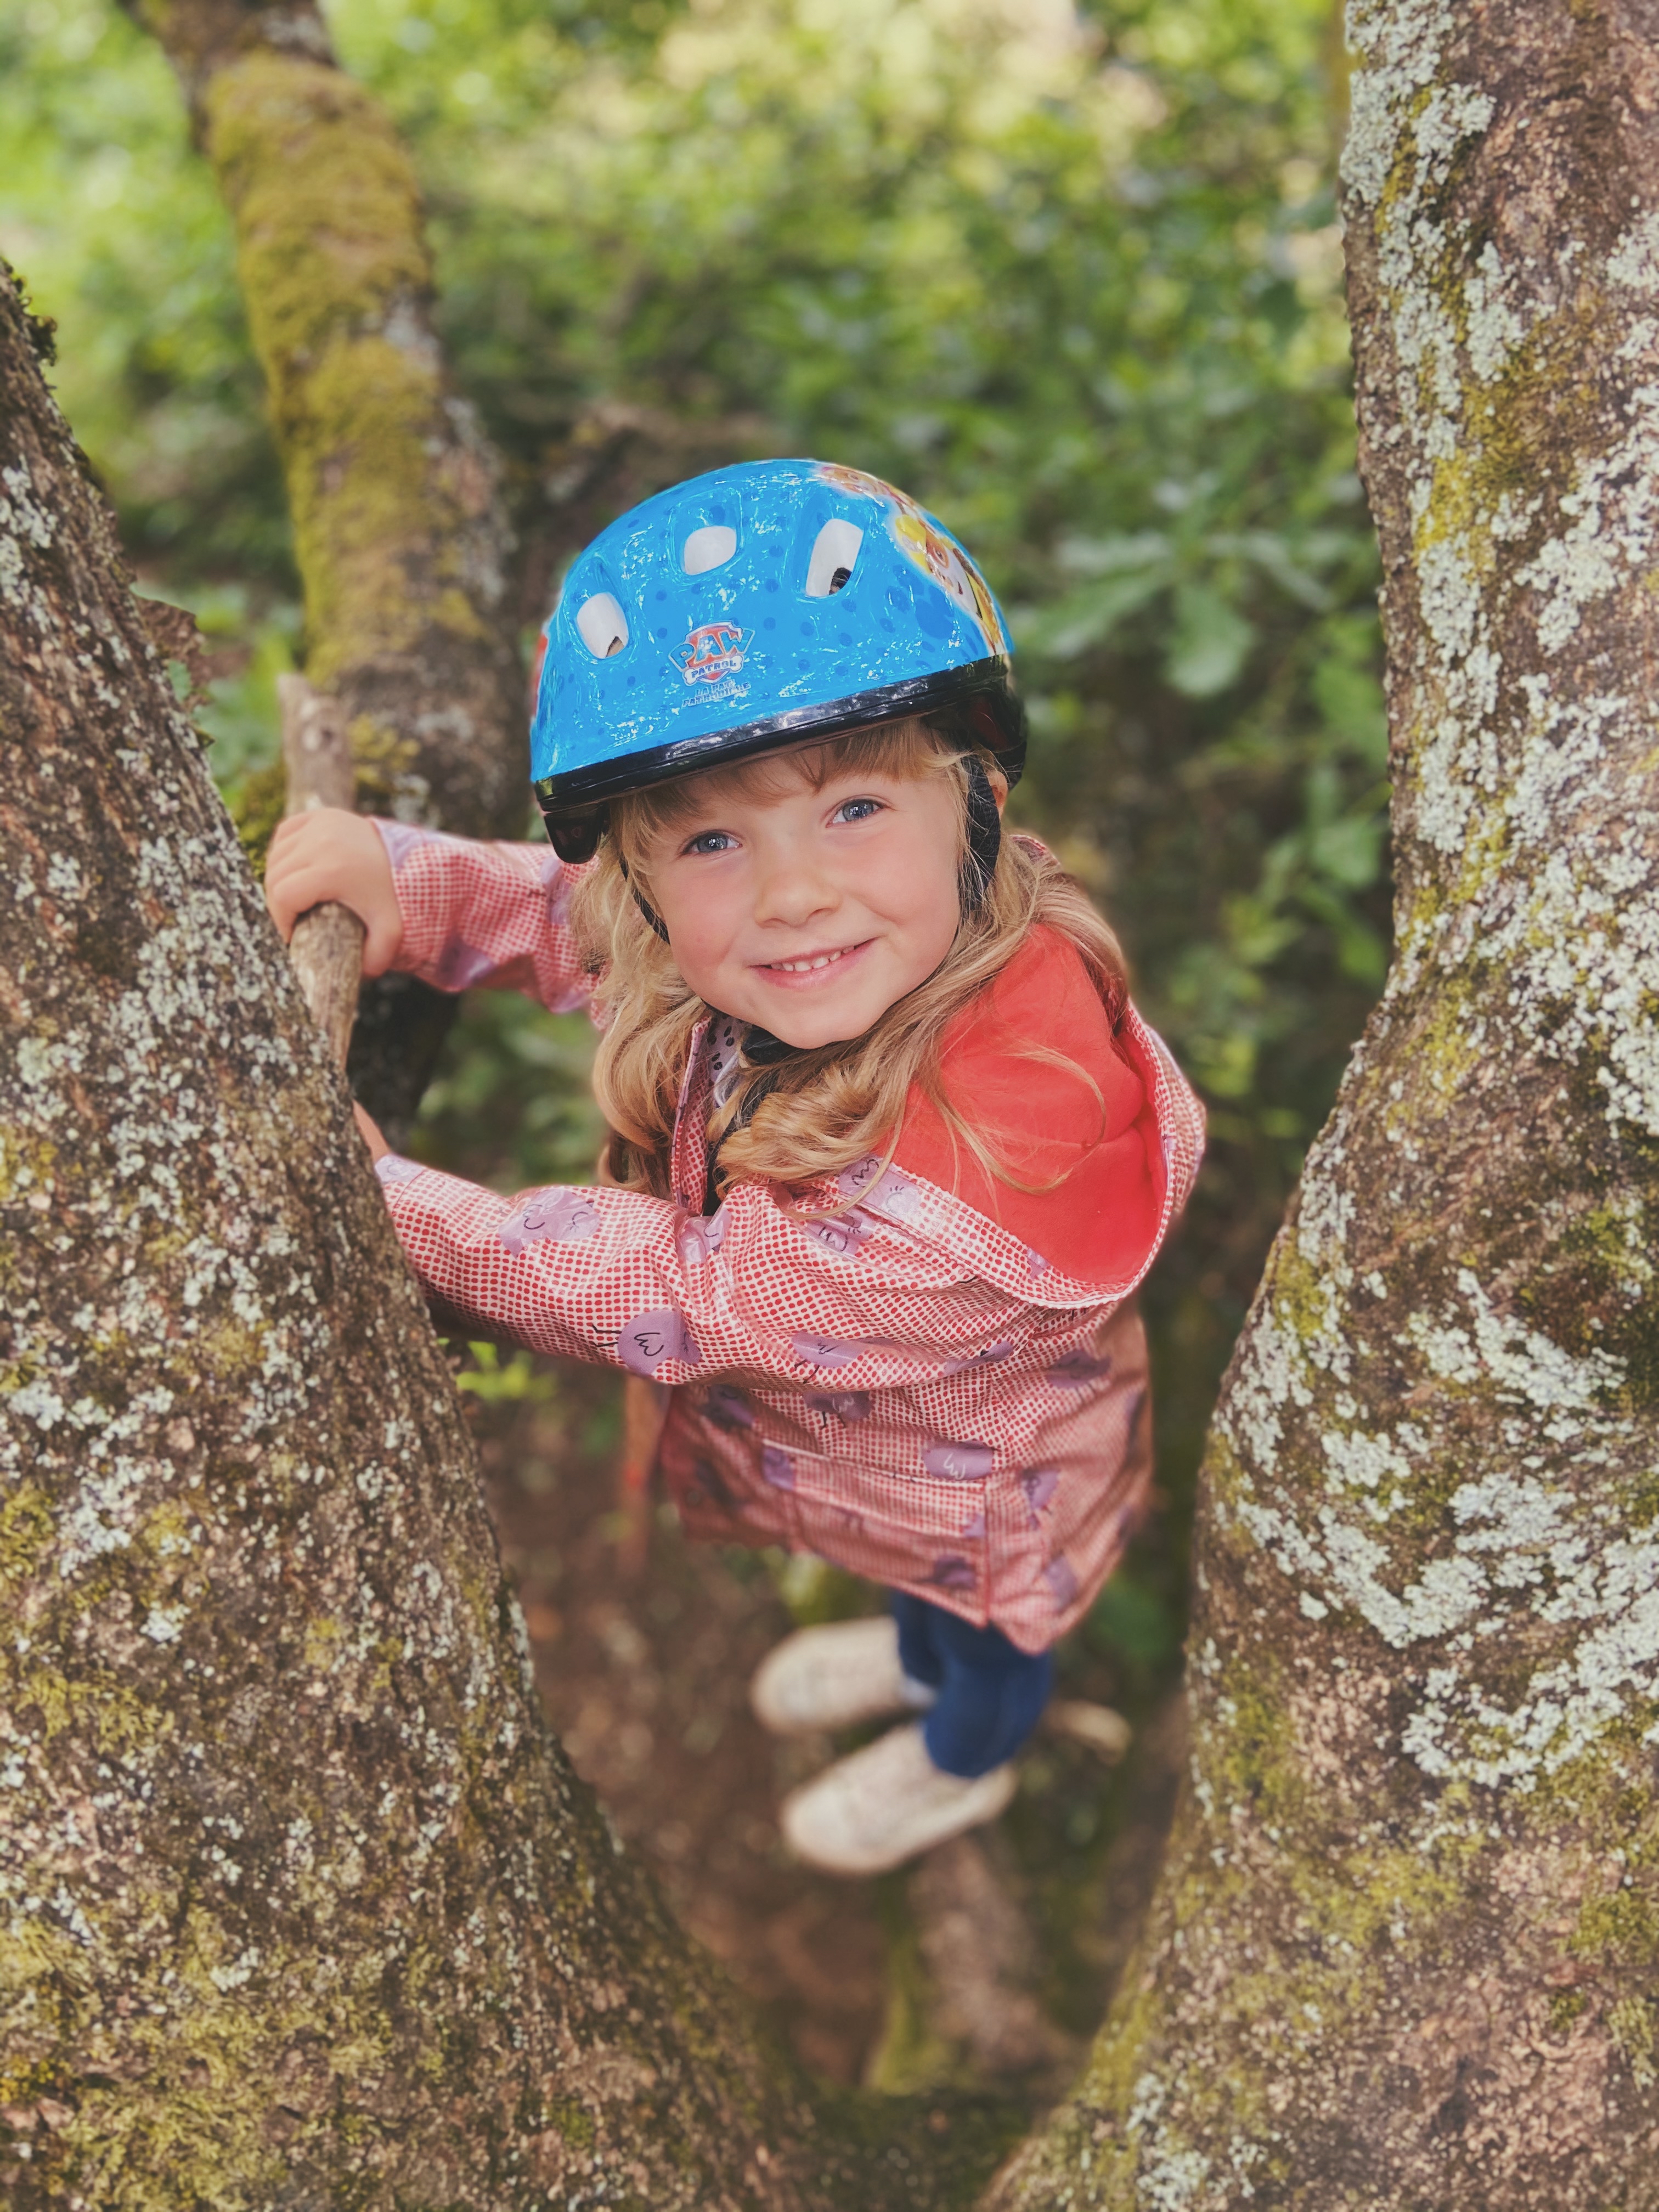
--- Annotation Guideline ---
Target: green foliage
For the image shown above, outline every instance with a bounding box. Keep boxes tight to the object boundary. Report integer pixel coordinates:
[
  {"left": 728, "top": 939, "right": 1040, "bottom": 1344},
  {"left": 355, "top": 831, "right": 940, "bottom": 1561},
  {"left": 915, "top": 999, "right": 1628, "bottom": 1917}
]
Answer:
[
  {"left": 0, "top": 0, "right": 1384, "bottom": 1680},
  {"left": 1085, "top": 1566, "right": 1183, "bottom": 1677},
  {"left": 403, "top": 991, "right": 607, "bottom": 1190},
  {"left": 454, "top": 1341, "right": 560, "bottom": 1402},
  {"left": 0, "top": 0, "right": 293, "bottom": 578}
]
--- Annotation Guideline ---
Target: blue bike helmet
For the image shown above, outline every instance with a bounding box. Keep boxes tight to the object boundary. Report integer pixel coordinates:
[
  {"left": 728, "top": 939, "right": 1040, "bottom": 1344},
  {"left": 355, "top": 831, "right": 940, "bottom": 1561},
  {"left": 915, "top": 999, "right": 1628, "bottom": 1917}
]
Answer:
[{"left": 531, "top": 458, "right": 1025, "bottom": 863}]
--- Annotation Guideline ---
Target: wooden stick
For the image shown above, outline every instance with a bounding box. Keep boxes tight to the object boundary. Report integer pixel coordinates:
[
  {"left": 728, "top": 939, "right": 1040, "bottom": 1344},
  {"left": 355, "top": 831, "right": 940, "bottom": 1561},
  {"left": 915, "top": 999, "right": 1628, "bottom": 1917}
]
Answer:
[{"left": 278, "top": 672, "right": 365, "bottom": 1067}]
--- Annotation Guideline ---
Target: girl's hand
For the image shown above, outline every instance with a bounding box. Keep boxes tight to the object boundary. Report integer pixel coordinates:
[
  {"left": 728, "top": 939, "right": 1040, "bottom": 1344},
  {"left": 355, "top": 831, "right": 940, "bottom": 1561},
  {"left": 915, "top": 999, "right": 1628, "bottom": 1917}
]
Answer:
[
  {"left": 353, "top": 1100, "right": 391, "bottom": 1161},
  {"left": 266, "top": 809, "right": 403, "bottom": 978}
]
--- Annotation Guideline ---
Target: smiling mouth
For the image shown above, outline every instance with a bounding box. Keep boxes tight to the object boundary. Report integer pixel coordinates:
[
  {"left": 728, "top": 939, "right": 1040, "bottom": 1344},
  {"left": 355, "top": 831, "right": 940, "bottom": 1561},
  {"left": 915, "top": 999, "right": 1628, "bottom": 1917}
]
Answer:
[{"left": 758, "top": 943, "right": 868, "bottom": 977}]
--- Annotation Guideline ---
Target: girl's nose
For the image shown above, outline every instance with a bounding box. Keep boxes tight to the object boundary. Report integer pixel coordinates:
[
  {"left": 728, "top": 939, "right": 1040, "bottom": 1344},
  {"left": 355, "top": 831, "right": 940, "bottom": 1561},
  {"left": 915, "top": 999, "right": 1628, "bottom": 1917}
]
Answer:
[{"left": 753, "top": 850, "right": 837, "bottom": 929}]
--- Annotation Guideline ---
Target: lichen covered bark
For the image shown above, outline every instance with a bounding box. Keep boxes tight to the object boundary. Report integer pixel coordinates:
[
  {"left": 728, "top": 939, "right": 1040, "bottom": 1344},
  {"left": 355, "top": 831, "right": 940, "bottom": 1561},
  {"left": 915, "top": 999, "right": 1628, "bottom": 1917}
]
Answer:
[
  {"left": 0, "top": 264, "right": 1015, "bottom": 2212},
  {"left": 987, "top": 2, "right": 1659, "bottom": 2204}
]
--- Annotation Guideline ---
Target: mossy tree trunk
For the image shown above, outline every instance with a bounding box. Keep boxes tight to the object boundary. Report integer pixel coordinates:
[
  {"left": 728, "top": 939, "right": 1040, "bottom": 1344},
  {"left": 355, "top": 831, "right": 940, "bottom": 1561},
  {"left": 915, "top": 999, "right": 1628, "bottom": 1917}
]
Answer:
[
  {"left": 121, "top": 0, "right": 532, "bottom": 1130},
  {"left": 0, "top": 264, "right": 1018, "bottom": 2212},
  {"left": 987, "top": 2, "right": 1659, "bottom": 2204},
  {"left": 121, "top": 0, "right": 524, "bottom": 840}
]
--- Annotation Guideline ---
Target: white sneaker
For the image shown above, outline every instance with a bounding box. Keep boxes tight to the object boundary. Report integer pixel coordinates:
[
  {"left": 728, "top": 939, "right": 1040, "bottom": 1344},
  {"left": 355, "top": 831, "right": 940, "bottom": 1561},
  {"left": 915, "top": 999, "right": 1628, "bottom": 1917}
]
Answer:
[
  {"left": 779, "top": 1721, "right": 1016, "bottom": 1876},
  {"left": 750, "top": 1617, "right": 936, "bottom": 1736}
]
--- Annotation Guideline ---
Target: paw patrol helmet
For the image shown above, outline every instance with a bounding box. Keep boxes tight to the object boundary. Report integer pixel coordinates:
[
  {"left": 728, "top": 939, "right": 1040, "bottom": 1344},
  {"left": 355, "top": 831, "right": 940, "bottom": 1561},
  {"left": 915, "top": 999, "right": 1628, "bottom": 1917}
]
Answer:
[{"left": 531, "top": 458, "right": 1025, "bottom": 861}]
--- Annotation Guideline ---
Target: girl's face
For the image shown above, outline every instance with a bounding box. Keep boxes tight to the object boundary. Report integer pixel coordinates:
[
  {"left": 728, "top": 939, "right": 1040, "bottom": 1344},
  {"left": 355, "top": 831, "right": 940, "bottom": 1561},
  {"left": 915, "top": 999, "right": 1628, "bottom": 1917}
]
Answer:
[{"left": 641, "top": 752, "right": 989, "bottom": 1047}]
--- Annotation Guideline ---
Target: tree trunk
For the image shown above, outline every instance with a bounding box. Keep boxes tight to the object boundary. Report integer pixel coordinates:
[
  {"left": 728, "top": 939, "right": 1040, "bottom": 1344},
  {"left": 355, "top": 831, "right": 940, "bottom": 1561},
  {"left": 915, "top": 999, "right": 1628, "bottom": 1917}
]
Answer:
[
  {"left": 120, "top": 0, "right": 533, "bottom": 1132},
  {"left": 0, "top": 263, "right": 1017, "bottom": 2212},
  {"left": 986, "top": 2, "right": 1659, "bottom": 2204}
]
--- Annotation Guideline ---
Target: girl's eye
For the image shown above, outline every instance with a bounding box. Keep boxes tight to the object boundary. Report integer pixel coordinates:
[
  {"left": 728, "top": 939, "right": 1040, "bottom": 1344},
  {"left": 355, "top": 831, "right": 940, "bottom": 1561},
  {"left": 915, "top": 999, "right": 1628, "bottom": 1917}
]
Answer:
[
  {"left": 832, "top": 798, "right": 884, "bottom": 826},
  {"left": 682, "top": 830, "right": 735, "bottom": 857}
]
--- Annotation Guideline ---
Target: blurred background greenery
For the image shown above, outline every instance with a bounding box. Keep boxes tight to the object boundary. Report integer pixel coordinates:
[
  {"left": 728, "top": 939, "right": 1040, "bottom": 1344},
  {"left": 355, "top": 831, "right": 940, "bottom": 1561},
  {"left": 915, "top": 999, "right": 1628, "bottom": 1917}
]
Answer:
[{"left": 1, "top": 0, "right": 1383, "bottom": 1679}]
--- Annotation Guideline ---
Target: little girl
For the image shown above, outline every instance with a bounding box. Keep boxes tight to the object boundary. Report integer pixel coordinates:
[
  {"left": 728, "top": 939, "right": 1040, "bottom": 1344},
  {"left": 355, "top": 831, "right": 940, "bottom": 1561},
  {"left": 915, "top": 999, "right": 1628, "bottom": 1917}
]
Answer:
[{"left": 267, "top": 459, "right": 1203, "bottom": 1876}]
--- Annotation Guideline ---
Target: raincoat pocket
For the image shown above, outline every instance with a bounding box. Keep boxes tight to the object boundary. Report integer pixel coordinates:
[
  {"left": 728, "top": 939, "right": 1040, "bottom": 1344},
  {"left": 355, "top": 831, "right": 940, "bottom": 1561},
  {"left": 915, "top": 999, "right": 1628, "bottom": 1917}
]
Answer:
[{"left": 774, "top": 1442, "right": 992, "bottom": 1611}]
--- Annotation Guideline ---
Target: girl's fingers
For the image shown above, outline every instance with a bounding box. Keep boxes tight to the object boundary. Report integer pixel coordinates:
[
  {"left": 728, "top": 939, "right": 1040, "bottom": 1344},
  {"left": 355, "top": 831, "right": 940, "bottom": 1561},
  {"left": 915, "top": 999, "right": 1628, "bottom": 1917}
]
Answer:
[
  {"left": 268, "top": 862, "right": 397, "bottom": 970},
  {"left": 264, "top": 858, "right": 323, "bottom": 938},
  {"left": 262, "top": 811, "right": 403, "bottom": 974},
  {"left": 263, "top": 858, "right": 318, "bottom": 943},
  {"left": 265, "top": 859, "right": 345, "bottom": 941},
  {"left": 358, "top": 904, "right": 403, "bottom": 979}
]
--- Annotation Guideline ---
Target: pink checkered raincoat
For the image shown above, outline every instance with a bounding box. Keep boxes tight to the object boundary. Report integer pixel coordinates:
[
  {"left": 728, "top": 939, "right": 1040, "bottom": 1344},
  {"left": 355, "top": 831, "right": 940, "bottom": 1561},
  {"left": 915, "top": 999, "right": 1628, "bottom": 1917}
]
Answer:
[{"left": 368, "top": 822, "right": 1204, "bottom": 1654}]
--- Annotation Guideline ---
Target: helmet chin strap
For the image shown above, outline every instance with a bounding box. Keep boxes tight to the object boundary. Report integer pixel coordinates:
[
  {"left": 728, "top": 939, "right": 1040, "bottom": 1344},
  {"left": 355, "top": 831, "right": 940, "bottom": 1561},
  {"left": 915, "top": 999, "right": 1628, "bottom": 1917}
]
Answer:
[
  {"left": 618, "top": 752, "right": 1003, "bottom": 950},
  {"left": 617, "top": 853, "right": 671, "bottom": 943},
  {"left": 960, "top": 753, "right": 1003, "bottom": 912}
]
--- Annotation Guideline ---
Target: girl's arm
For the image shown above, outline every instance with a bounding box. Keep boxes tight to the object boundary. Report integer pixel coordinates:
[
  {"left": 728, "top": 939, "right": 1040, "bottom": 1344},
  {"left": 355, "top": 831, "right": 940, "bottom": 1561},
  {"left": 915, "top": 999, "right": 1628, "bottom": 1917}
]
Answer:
[
  {"left": 370, "top": 821, "right": 592, "bottom": 1013},
  {"left": 264, "top": 809, "right": 591, "bottom": 1017},
  {"left": 371, "top": 1155, "right": 1039, "bottom": 1388}
]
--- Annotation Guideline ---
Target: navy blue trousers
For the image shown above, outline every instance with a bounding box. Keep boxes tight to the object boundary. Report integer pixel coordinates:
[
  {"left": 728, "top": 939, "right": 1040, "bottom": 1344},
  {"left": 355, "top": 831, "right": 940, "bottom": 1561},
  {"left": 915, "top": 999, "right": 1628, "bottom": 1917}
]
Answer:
[{"left": 891, "top": 1592, "right": 1053, "bottom": 1778}]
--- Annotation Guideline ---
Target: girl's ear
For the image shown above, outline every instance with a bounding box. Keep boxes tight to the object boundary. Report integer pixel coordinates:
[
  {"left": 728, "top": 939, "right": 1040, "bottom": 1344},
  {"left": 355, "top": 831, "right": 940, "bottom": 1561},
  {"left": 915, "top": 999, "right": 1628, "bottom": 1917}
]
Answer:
[{"left": 988, "top": 766, "right": 1009, "bottom": 816}]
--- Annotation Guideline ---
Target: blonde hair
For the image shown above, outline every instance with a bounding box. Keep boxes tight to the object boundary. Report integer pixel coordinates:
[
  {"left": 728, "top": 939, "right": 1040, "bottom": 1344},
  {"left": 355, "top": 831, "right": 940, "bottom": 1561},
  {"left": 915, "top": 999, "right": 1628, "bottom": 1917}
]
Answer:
[{"left": 568, "top": 716, "right": 1128, "bottom": 1204}]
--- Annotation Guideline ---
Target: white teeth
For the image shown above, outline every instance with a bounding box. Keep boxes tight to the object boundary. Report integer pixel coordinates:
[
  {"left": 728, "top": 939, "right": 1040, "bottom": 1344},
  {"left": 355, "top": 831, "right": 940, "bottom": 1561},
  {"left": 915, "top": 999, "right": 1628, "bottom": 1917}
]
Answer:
[{"left": 771, "top": 949, "right": 845, "bottom": 974}]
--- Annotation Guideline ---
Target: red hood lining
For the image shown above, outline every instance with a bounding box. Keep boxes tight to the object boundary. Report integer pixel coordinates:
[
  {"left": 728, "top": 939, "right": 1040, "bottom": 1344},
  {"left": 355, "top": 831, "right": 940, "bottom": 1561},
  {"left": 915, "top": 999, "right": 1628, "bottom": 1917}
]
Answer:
[{"left": 890, "top": 927, "right": 1166, "bottom": 1287}]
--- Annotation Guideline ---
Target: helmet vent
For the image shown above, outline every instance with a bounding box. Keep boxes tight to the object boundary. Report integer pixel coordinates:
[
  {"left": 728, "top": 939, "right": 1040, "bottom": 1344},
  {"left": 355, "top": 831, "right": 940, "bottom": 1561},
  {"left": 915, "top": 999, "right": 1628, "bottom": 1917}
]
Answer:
[
  {"left": 804, "top": 519, "right": 864, "bottom": 597},
  {"left": 682, "top": 524, "right": 738, "bottom": 575},
  {"left": 575, "top": 592, "right": 629, "bottom": 658}
]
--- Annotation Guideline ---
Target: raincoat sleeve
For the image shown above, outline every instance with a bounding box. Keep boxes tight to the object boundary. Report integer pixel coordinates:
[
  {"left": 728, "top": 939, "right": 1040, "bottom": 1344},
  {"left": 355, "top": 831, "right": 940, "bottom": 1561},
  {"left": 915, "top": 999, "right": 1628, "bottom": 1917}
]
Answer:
[
  {"left": 369, "top": 820, "right": 592, "bottom": 1014},
  {"left": 372, "top": 1156, "right": 1043, "bottom": 1389}
]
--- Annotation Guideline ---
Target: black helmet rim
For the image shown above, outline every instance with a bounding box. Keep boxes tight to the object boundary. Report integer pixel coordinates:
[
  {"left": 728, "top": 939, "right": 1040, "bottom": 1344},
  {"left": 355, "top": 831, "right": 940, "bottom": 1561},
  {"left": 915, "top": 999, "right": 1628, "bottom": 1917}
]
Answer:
[{"left": 536, "top": 656, "right": 1025, "bottom": 863}]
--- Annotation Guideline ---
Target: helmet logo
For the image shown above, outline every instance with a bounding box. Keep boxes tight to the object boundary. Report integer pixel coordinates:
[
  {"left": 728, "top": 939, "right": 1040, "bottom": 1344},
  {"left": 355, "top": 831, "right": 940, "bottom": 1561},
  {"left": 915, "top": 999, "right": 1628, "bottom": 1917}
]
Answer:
[
  {"left": 675, "top": 619, "right": 751, "bottom": 686},
  {"left": 810, "top": 461, "right": 1007, "bottom": 654},
  {"left": 889, "top": 511, "right": 1007, "bottom": 653}
]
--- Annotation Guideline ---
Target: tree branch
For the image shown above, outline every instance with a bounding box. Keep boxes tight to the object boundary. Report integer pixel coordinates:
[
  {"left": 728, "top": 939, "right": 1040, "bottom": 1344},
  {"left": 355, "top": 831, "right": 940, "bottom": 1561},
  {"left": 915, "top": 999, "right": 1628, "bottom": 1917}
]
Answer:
[
  {"left": 279, "top": 673, "right": 364, "bottom": 1068},
  {"left": 121, "top": 0, "right": 532, "bottom": 1137},
  {"left": 123, "top": 0, "right": 526, "bottom": 842}
]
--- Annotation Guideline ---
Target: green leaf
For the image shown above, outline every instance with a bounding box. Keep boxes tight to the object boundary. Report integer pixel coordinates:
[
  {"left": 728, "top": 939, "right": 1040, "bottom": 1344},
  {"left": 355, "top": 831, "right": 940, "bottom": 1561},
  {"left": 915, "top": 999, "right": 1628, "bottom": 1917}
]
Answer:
[
  {"left": 1165, "top": 582, "right": 1255, "bottom": 697},
  {"left": 1019, "top": 564, "right": 1172, "bottom": 659}
]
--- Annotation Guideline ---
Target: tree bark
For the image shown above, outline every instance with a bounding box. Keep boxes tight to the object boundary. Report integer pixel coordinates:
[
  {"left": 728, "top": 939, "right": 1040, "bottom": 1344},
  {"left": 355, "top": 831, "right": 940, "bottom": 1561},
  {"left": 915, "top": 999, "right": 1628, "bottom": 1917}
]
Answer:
[
  {"left": 986, "top": 2, "right": 1659, "bottom": 2204},
  {"left": 0, "top": 263, "right": 1018, "bottom": 2211}
]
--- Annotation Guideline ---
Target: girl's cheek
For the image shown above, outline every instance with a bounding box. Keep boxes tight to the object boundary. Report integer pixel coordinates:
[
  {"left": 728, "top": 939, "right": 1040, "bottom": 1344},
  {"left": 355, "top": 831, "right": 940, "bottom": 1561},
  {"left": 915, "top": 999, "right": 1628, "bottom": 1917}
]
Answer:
[{"left": 657, "top": 913, "right": 728, "bottom": 1000}]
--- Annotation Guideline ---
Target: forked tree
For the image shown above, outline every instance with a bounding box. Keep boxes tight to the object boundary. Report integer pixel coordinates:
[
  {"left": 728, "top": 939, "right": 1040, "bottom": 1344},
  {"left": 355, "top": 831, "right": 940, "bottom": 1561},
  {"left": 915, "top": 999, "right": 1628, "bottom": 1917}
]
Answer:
[{"left": 5, "top": 0, "right": 1659, "bottom": 2203}]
